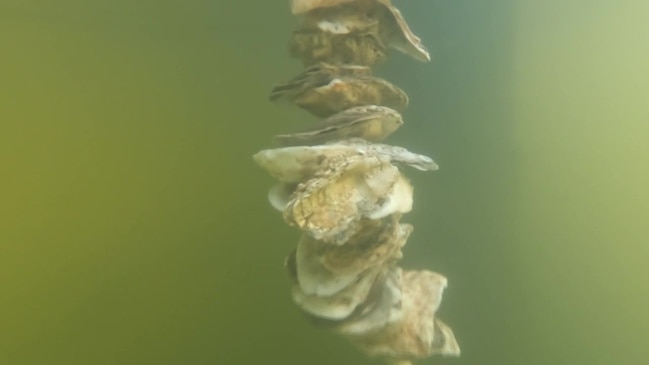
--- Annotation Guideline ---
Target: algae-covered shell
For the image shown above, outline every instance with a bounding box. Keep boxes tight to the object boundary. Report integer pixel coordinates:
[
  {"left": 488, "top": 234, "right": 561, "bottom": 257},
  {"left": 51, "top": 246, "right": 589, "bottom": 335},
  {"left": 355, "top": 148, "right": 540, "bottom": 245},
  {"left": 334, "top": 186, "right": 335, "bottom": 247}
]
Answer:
[{"left": 274, "top": 105, "right": 403, "bottom": 146}]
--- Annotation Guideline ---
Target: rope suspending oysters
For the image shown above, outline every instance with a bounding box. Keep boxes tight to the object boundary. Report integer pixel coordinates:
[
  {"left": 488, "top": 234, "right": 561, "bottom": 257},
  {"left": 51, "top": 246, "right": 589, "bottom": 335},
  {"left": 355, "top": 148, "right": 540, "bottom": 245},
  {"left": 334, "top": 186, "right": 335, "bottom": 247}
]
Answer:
[{"left": 254, "top": 1, "right": 460, "bottom": 363}]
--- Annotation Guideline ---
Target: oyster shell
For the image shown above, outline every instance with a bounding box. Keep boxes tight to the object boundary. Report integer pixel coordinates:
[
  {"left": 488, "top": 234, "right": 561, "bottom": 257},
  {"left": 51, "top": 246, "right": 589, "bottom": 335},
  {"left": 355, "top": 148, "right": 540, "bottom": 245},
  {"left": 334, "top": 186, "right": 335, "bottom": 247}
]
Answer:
[
  {"left": 321, "top": 216, "right": 409, "bottom": 274},
  {"left": 290, "top": 0, "right": 357, "bottom": 15},
  {"left": 290, "top": 0, "right": 429, "bottom": 63},
  {"left": 260, "top": 1, "right": 458, "bottom": 361},
  {"left": 290, "top": 29, "right": 387, "bottom": 67},
  {"left": 347, "top": 270, "right": 460, "bottom": 360},
  {"left": 290, "top": 2, "right": 387, "bottom": 66},
  {"left": 274, "top": 105, "right": 403, "bottom": 146},
  {"left": 292, "top": 265, "right": 384, "bottom": 320},
  {"left": 284, "top": 157, "right": 413, "bottom": 244},
  {"left": 335, "top": 265, "right": 404, "bottom": 335},
  {"left": 254, "top": 144, "right": 363, "bottom": 183},
  {"left": 295, "top": 216, "right": 407, "bottom": 296},
  {"left": 268, "top": 182, "right": 296, "bottom": 211},
  {"left": 337, "top": 139, "right": 439, "bottom": 171},
  {"left": 253, "top": 141, "right": 437, "bottom": 184},
  {"left": 270, "top": 63, "right": 408, "bottom": 117},
  {"left": 376, "top": 0, "right": 430, "bottom": 62},
  {"left": 430, "top": 318, "right": 461, "bottom": 357},
  {"left": 297, "top": 2, "right": 379, "bottom": 36},
  {"left": 295, "top": 233, "right": 362, "bottom": 296}
]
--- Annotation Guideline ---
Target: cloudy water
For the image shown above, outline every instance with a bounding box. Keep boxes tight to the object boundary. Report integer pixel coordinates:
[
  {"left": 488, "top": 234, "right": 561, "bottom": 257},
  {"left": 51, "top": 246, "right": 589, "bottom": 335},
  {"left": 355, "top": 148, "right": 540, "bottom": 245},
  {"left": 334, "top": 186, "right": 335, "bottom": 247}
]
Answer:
[{"left": 1, "top": 1, "right": 648, "bottom": 364}]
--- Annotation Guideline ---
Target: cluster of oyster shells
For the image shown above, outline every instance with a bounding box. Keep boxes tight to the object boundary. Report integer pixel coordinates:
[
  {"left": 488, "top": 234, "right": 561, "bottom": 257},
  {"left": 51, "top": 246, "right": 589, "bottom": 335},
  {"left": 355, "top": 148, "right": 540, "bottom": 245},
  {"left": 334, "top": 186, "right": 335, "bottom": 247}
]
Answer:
[{"left": 254, "top": 1, "right": 460, "bottom": 363}]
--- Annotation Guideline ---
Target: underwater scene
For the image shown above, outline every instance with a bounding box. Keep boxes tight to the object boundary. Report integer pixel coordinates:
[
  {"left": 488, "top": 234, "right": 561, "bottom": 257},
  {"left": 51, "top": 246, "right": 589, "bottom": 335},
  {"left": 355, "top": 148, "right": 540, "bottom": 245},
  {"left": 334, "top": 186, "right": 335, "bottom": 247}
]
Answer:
[{"left": 1, "top": 1, "right": 648, "bottom": 364}]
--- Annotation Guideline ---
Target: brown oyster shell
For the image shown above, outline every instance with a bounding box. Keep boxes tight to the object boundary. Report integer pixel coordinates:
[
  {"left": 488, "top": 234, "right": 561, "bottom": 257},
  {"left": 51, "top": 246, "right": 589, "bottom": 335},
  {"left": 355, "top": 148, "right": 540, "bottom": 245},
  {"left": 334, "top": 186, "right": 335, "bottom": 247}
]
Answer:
[
  {"left": 274, "top": 105, "right": 403, "bottom": 146},
  {"left": 270, "top": 64, "right": 408, "bottom": 117},
  {"left": 290, "top": 2, "right": 387, "bottom": 66}
]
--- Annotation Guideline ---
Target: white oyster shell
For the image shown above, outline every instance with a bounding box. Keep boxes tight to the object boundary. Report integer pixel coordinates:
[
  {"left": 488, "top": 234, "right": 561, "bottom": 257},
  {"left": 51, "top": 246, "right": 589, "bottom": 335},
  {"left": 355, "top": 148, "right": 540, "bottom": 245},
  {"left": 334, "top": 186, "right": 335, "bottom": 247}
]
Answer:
[
  {"left": 253, "top": 141, "right": 437, "bottom": 184},
  {"left": 292, "top": 265, "right": 383, "bottom": 320},
  {"left": 336, "top": 266, "right": 404, "bottom": 335},
  {"left": 296, "top": 234, "right": 362, "bottom": 296},
  {"left": 268, "top": 182, "right": 295, "bottom": 212}
]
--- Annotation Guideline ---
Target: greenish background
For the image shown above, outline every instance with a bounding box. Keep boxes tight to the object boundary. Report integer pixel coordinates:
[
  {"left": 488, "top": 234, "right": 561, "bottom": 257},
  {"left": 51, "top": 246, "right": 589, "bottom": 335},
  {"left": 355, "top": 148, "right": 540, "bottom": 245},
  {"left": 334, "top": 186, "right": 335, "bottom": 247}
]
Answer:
[{"left": 1, "top": 1, "right": 647, "bottom": 364}]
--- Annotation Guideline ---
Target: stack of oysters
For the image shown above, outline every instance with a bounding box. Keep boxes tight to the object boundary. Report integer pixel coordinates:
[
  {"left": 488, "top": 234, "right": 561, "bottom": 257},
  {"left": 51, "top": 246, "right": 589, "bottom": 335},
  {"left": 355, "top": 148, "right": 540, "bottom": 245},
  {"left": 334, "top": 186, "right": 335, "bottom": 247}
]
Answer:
[{"left": 254, "top": 0, "right": 460, "bottom": 363}]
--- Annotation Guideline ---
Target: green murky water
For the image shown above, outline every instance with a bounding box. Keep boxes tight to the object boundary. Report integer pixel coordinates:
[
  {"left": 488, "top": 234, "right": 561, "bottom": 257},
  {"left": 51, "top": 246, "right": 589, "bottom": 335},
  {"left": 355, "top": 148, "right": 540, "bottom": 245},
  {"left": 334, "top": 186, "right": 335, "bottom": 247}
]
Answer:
[{"left": 1, "top": 1, "right": 648, "bottom": 364}]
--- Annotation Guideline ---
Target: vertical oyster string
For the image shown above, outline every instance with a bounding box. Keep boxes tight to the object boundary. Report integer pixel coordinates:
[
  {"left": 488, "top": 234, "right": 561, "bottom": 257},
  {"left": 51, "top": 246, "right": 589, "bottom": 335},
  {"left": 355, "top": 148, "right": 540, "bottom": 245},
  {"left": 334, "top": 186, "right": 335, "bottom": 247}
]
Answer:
[{"left": 253, "top": 1, "right": 460, "bottom": 363}]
